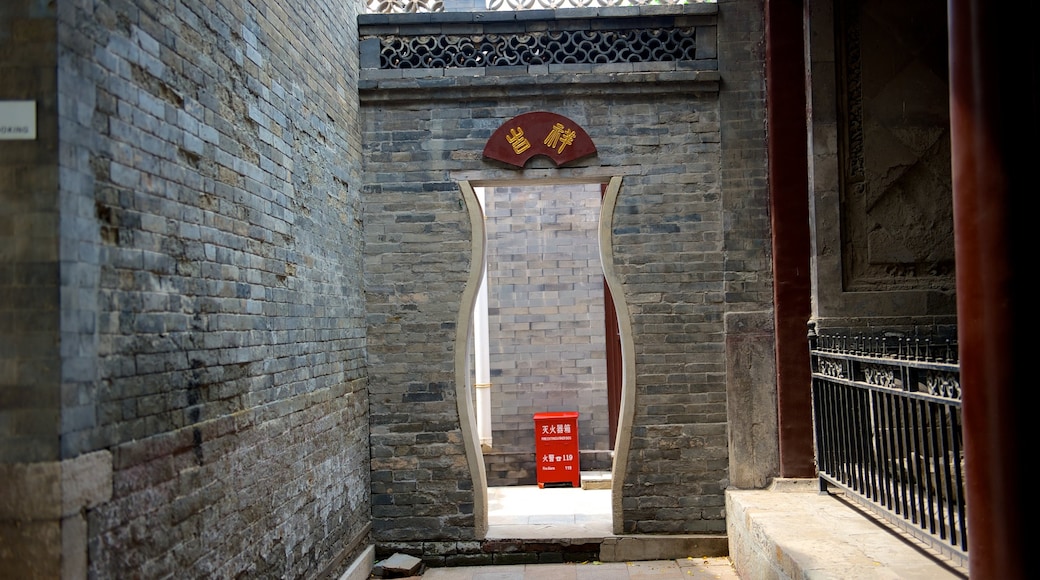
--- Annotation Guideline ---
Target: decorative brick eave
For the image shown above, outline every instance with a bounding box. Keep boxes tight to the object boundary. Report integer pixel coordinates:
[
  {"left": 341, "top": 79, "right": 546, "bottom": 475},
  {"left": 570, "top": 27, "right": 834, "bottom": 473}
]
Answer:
[{"left": 358, "top": 4, "right": 719, "bottom": 103}]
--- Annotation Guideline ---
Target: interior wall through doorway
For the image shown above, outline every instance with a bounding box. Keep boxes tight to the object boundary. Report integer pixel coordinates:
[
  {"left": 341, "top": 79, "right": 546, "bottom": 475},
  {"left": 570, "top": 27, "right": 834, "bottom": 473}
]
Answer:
[{"left": 477, "top": 183, "right": 611, "bottom": 486}]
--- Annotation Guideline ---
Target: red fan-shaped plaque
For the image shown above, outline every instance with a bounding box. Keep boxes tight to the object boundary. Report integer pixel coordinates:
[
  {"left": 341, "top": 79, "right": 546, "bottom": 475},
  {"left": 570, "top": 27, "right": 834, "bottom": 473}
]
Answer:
[{"left": 483, "top": 111, "right": 597, "bottom": 168}]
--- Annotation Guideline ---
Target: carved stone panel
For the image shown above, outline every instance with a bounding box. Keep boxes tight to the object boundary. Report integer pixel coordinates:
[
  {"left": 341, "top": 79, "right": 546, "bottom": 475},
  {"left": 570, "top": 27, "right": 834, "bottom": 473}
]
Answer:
[{"left": 837, "top": 0, "right": 954, "bottom": 291}]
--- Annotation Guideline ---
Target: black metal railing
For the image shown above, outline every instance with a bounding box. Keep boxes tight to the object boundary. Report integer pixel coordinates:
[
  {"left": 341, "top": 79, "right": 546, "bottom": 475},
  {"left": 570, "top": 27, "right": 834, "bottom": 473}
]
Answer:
[{"left": 809, "top": 326, "right": 966, "bottom": 566}]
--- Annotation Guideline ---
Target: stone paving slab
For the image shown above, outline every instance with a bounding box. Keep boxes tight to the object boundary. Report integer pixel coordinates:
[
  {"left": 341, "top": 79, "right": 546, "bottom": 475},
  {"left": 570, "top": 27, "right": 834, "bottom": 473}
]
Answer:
[
  {"left": 418, "top": 558, "right": 739, "bottom": 580},
  {"left": 726, "top": 481, "right": 968, "bottom": 580}
]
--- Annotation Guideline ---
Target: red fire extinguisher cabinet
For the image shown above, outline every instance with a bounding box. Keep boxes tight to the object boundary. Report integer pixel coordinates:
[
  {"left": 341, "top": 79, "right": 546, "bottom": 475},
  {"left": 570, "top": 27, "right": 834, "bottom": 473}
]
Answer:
[{"left": 534, "top": 411, "right": 580, "bottom": 488}]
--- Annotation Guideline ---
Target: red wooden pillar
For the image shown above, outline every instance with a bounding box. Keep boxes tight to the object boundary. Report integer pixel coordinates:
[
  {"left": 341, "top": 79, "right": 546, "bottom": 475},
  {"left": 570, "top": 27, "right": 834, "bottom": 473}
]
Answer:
[
  {"left": 766, "top": 0, "right": 815, "bottom": 477},
  {"left": 601, "top": 184, "right": 622, "bottom": 450},
  {"left": 949, "top": 0, "right": 1030, "bottom": 576}
]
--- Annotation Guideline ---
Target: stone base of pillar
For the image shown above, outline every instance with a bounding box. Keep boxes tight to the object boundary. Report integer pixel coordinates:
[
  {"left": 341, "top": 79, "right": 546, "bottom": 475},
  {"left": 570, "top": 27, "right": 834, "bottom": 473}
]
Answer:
[{"left": 0, "top": 450, "right": 113, "bottom": 578}]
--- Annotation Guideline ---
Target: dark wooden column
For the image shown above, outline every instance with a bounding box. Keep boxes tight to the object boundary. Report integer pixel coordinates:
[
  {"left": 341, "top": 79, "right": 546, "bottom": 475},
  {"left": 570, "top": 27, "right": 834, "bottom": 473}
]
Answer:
[
  {"left": 765, "top": 0, "right": 815, "bottom": 477},
  {"left": 949, "top": 0, "right": 1030, "bottom": 576}
]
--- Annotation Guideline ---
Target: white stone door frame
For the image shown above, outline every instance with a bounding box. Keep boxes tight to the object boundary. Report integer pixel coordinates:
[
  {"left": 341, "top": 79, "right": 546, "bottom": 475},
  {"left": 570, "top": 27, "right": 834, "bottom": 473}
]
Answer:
[{"left": 453, "top": 171, "right": 635, "bottom": 537}]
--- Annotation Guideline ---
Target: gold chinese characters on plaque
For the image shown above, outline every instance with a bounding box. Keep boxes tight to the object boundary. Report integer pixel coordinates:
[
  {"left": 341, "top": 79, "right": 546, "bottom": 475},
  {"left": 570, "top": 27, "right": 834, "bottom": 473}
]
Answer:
[{"left": 483, "top": 112, "right": 596, "bottom": 168}]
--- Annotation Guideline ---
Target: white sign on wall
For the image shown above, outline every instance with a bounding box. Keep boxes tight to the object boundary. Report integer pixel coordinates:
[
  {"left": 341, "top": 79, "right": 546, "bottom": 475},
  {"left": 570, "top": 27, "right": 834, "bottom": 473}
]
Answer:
[{"left": 0, "top": 101, "right": 37, "bottom": 140}]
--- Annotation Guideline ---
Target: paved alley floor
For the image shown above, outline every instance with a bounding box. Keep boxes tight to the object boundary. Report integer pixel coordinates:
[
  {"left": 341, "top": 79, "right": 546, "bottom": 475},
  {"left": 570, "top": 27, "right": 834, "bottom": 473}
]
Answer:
[
  {"left": 486, "top": 481, "right": 614, "bottom": 539},
  {"left": 413, "top": 479, "right": 740, "bottom": 579},
  {"left": 419, "top": 557, "right": 740, "bottom": 579}
]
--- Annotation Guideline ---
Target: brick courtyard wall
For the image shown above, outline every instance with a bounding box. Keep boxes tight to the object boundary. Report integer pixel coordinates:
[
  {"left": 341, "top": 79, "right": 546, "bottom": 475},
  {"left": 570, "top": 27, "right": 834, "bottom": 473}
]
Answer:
[
  {"left": 718, "top": 0, "right": 772, "bottom": 311},
  {"left": 0, "top": 2, "right": 61, "bottom": 466},
  {"left": 3, "top": 0, "right": 371, "bottom": 578},
  {"left": 483, "top": 184, "right": 609, "bottom": 484},
  {"left": 360, "top": 4, "right": 769, "bottom": 552},
  {"left": 0, "top": 5, "right": 66, "bottom": 576}
]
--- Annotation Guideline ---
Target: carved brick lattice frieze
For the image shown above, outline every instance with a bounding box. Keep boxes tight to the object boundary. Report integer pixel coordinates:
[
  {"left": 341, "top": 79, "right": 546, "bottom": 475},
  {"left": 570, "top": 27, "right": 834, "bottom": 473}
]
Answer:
[{"left": 378, "top": 28, "right": 697, "bottom": 68}]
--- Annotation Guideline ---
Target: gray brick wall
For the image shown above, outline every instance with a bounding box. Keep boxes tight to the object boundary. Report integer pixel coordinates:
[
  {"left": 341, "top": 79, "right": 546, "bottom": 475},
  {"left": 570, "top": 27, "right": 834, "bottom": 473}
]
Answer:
[
  {"left": 607, "top": 95, "right": 733, "bottom": 534},
  {"left": 365, "top": 173, "right": 475, "bottom": 541},
  {"left": 0, "top": 0, "right": 62, "bottom": 465},
  {"left": 5, "top": 0, "right": 372, "bottom": 577},
  {"left": 484, "top": 184, "right": 609, "bottom": 463},
  {"left": 2, "top": 1, "right": 775, "bottom": 571},
  {"left": 360, "top": 2, "right": 758, "bottom": 540},
  {"left": 718, "top": 0, "right": 772, "bottom": 310},
  {"left": 363, "top": 87, "right": 735, "bottom": 539}
]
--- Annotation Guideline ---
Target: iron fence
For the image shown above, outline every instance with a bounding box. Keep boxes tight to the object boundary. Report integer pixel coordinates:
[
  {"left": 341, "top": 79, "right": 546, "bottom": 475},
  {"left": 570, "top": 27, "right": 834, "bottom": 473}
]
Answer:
[{"left": 809, "top": 326, "right": 966, "bottom": 566}]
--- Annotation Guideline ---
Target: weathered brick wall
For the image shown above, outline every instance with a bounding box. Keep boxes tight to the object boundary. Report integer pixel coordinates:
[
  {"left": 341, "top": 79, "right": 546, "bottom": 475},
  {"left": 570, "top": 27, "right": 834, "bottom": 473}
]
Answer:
[
  {"left": 484, "top": 183, "right": 609, "bottom": 481},
  {"left": 0, "top": 4, "right": 66, "bottom": 577},
  {"left": 718, "top": 0, "right": 772, "bottom": 310},
  {"left": 360, "top": 4, "right": 754, "bottom": 545},
  {"left": 0, "top": 0, "right": 61, "bottom": 465},
  {"left": 42, "top": 0, "right": 369, "bottom": 577},
  {"left": 364, "top": 171, "right": 474, "bottom": 544},
  {"left": 608, "top": 95, "right": 732, "bottom": 534},
  {"left": 364, "top": 90, "right": 733, "bottom": 541}
]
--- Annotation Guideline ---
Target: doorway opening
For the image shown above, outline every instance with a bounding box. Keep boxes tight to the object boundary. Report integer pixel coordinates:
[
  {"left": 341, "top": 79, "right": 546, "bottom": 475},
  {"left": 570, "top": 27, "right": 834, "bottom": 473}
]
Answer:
[{"left": 459, "top": 177, "right": 629, "bottom": 539}]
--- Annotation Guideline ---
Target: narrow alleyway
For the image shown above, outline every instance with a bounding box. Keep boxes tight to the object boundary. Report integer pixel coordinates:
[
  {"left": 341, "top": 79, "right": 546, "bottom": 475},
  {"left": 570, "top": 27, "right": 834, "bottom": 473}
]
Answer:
[{"left": 387, "top": 477, "right": 740, "bottom": 579}]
